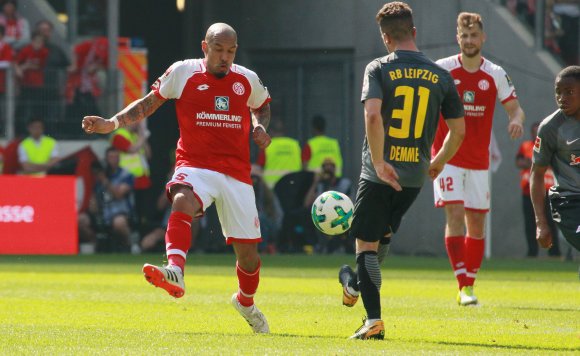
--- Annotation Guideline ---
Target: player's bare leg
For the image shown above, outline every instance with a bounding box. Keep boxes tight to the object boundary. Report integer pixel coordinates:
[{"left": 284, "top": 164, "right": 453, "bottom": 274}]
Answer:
[
  {"left": 231, "top": 242, "right": 269, "bottom": 333},
  {"left": 143, "top": 185, "right": 199, "bottom": 298}
]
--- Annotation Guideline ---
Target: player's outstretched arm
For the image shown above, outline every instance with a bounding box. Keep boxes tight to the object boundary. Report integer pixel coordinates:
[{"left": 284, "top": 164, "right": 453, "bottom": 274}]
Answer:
[
  {"left": 251, "top": 103, "right": 271, "bottom": 149},
  {"left": 530, "top": 163, "right": 553, "bottom": 249},
  {"left": 504, "top": 99, "right": 525, "bottom": 140},
  {"left": 82, "top": 91, "right": 167, "bottom": 135},
  {"left": 429, "top": 117, "right": 465, "bottom": 180}
]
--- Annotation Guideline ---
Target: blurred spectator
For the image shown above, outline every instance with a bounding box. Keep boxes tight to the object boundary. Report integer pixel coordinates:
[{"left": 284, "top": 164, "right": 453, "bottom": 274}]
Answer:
[
  {"left": 251, "top": 164, "right": 283, "bottom": 254},
  {"left": 0, "top": 24, "right": 12, "bottom": 134},
  {"left": 110, "top": 122, "right": 152, "bottom": 226},
  {"left": 14, "top": 31, "right": 48, "bottom": 121},
  {"left": 65, "top": 36, "right": 108, "bottom": 124},
  {"left": 516, "top": 121, "right": 561, "bottom": 257},
  {"left": 273, "top": 170, "right": 315, "bottom": 254},
  {"left": 544, "top": 0, "right": 564, "bottom": 56},
  {"left": 0, "top": 0, "right": 29, "bottom": 49},
  {"left": 256, "top": 119, "right": 301, "bottom": 188},
  {"left": 302, "top": 115, "right": 344, "bottom": 177},
  {"left": 507, "top": 0, "right": 578, "bottom": 65},
  {"left": 35, "top": 20, "right": 71, "bottom": 120},
  {"left": 553, "top": 0, "right": 580, "bottom": 65},
  {"left": 91, "top": 146, "right": 135, "bottom": 252},
  {"left": 0, "top": 142, "right": 3, "bottom": 171},
  {"left": 304, "top": 158, "right": 353, "bottom": 254},
  {"left": 17, "top": 116, "right": 59, "bottom": 176},
  {"left": 139, "top": 190, "right": 171, "bottom": 253},
  {"left": 78, "top": 204, "right": 97, "bottom": 254},
  {"left": 140, "top": 181, "right": 202, "bottom": 254},
  {"left": 1, "top": 129, "right": 22, "bottom": 174}
]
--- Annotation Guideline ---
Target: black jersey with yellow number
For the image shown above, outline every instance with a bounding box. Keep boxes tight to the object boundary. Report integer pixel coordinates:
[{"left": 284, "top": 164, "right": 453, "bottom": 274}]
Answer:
[{"left": 360, "top": 50, "right": 464, "bottom": 187}]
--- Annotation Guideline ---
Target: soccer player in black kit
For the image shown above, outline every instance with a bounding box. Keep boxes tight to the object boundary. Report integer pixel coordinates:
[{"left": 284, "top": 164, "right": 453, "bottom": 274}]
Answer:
[
  {"left": 531, "top": 65, "right": 580, "bottom": 254},
  {"left": 339, "top": 2, "right": 465, "bottom": 340}
]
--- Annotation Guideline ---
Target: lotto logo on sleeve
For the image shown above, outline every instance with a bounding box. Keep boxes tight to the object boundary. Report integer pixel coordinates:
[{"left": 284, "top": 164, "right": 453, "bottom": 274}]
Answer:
[
  {"left": 215, "top": 96, "right": 229, "bottom": 111},
  {"left": 533, "top": 136, "right": 541, "bottom": 153}
]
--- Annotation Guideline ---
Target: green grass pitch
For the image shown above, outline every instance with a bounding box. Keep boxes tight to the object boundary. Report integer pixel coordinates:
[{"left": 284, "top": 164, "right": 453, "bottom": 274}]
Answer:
[{"left": 0, "top": 254, "right": 578, "bottom": 354}]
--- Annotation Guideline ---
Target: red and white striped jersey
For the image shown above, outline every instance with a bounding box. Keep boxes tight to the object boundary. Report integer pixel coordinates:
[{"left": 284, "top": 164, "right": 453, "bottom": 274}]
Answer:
[
  {"left": 431, "top": 55, "right": 517, "bottom": 170},
  {"left": 152, "top": 59, "right": 271, "bottom": 185}
]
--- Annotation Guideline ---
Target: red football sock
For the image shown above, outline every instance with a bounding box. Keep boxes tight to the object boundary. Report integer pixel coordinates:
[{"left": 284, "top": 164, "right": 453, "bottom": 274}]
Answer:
[
  {"left": 465, "top": 236, "right": 485, "bottom": 286},
  {"left": 165, "top": 211, "right": 193, "bottom": 273},
  {"left": 445, "top": 235, "right": 468, "bottom": 289},
  {"left": 236, "top": 259, "right": 261, "bottom": 307}
]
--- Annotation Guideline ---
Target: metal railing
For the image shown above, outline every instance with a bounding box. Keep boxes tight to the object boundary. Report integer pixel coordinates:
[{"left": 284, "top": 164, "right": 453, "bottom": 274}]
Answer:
[{"left": 0, "top": 64, "right": 123, "bottom": 141}]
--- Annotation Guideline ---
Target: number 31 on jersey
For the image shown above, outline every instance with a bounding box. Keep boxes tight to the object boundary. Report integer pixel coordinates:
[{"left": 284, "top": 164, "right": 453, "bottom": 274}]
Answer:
[{"left": 389, "top": 85, "right": 430, "bottom": 139}]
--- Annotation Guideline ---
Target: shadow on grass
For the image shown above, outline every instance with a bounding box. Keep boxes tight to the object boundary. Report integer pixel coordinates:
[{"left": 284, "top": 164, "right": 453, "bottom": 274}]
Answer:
[
  {"left": 415, "top": 339, "right": 579, "bottom": 352},
  {"left": 251, "top": 333, "right": 579, "bottom": 352},
  {"left": 501, "top": 306, "right": 580, "bottom": 313}
]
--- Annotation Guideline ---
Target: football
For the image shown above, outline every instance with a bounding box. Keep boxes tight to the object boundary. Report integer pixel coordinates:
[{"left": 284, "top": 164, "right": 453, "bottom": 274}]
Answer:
[{"left": 311, "top": 191, "right": 354, "bottom": 235}]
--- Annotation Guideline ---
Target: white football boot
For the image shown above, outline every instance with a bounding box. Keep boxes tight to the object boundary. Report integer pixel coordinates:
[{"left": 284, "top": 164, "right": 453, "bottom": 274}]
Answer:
[
  {"left": 457, "top": 286, "right": 478, "bottom": 306},
  {"left": 231, "top": 293, "right": 270, "bottom": 333}
]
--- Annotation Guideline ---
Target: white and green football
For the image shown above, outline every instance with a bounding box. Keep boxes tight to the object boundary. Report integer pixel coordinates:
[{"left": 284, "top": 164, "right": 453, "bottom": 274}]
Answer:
[{"left": 311, "top": 191, "right": 354, "bottom": 236}]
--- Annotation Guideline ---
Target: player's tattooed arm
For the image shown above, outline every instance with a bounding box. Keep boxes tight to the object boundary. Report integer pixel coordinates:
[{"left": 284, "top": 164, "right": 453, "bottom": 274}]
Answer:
[
  {"left": 116, "top": 91, "right": 167, "bottom": 128},
  {"left": 251, "top": 103, "right": 271, "bottom": 131}
]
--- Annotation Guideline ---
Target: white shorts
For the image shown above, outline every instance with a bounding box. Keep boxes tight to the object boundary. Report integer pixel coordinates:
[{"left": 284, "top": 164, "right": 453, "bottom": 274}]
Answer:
[
  {"left": 433, "top": 164, "right": 490, "bottom": 212},
  {"left": 166, "top": 167, "right": 261, "bottom": 243}
]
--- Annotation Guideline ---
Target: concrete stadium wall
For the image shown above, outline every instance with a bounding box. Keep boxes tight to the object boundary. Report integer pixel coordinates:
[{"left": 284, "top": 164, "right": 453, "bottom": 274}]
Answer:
[{"left": 195, "top": 0, "right": 564, "bottom": 257}]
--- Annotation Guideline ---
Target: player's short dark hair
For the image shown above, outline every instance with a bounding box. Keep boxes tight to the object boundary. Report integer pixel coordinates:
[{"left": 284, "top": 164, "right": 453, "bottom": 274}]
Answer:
[
  {"left": 457, "top": 12, "right": 483, "bottom": 32},
  {"left": 376, "top": 2, "right": 414, "bottom": 41},
  {"left": 312, "top": 115, "right": 326, "bottom": 132},
  {"left": 557, "top": 65, "right": 580, "bottom": 82}
]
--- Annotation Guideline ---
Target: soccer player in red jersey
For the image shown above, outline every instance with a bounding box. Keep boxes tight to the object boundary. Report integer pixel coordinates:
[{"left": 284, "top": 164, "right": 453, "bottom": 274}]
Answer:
[
  {"left": 431, "top": 13, "right": 525, "bottom": 306},
  {"left": 82, "top": 23, "right": 272, "bottom": 333}
]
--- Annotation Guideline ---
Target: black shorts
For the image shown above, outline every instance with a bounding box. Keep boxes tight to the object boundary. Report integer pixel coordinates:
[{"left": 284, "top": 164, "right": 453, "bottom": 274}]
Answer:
[
  {"left": 549, "top": 194, "right": 580, "bottom": 251},
  {"left": 350, "top": 178, "right": 421, "bottom": 243}
]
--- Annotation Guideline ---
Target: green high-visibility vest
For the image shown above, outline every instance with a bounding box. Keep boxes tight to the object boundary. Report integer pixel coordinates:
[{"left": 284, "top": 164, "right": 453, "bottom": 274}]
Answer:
[
  {"left": 111, "top": 128, "right": 150, "bottom": 178},
  {"left": 306, "top": 135, "right": 343, "bottom": 177},
  {"left": 20, "top": 136, "right": 56, "bottom": 176},
  {"left": 263, "top": 136, "right": 302, "bottom": 188}
]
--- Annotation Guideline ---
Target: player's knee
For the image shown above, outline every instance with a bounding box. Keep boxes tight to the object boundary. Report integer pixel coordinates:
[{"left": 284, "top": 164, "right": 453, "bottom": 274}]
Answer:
[
  {"left": 355, "top": 239, "right": 379, "bottom": 253},
  {"left": 171, "top": 190, "right": 199, "bottom": 215}
]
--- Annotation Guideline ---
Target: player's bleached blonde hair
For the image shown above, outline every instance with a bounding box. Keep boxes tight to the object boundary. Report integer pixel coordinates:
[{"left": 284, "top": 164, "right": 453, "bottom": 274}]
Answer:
[{"left": 457, "top": 12, "right": 483, "bottom": 32}]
